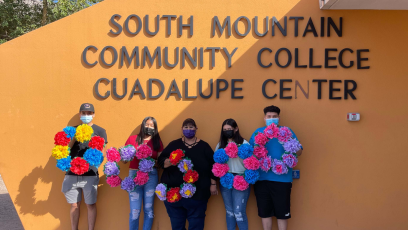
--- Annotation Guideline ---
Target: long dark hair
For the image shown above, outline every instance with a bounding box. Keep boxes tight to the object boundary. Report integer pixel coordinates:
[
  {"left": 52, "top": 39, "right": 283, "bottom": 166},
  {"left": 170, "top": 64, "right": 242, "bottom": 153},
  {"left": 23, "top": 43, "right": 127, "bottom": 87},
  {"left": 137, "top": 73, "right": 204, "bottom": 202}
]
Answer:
[
  {"left": 219, "top": 118, "right": 244, "bottom": 148},
  {"left": 136, "top": 116, "right": 162, "bottom": 151}
]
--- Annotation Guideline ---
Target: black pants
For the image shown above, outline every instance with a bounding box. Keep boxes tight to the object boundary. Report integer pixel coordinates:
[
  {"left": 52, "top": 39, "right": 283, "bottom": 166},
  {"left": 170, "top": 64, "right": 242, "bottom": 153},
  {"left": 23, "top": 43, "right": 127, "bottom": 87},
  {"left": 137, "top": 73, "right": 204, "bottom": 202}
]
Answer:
[{"left": 164, "top": 198, "right": 208, "bottom": 230}]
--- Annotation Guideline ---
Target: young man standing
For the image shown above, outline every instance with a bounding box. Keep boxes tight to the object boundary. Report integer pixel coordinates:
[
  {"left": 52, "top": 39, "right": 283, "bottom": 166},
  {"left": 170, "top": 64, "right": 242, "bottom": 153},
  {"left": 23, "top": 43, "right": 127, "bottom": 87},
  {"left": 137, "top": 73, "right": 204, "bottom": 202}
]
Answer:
[
  {"left": 249, "top": 105, "right": 303, "bottom": 230},
  {"left": 61, "top": 103, "right": 107, "bottom": 230}
]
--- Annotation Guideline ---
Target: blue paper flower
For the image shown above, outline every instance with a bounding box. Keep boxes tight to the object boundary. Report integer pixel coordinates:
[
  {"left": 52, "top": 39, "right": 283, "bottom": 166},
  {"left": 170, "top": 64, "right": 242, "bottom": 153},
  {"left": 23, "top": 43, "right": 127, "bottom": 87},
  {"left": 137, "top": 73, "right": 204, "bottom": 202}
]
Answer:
[
  {"left": 220, "top": 173, "right": 234, "bottom": 189},
  {"left": 57, "top": 156, "right": 72, "bottom": 171},
  {"left": 214, "top": 149, "right": 229, "bottom": 164},
  {"left": 63, "top": 126, "right": 77, "bottom": 138},
  {"left": 244, "top": 170, "right": 260, "bottom": 184},
  {"left": 83, "top": 148, "right": 104, "bottom": 167},
  {"left": 238, "top": 143, "right": 253, "bottom": 160}
]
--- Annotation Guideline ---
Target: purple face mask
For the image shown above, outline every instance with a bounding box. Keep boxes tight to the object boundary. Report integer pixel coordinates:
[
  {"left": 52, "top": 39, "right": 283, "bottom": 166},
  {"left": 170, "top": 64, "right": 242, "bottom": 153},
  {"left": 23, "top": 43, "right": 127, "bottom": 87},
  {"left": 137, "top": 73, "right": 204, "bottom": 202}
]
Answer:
[{"left": 183, "top": 129, "right": 196, "bottom": 139}]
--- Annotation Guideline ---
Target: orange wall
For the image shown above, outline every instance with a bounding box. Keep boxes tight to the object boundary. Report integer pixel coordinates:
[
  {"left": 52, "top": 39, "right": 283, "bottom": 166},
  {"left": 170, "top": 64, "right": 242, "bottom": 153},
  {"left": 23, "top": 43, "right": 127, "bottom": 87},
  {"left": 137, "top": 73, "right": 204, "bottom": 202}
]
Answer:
[{"left": 1, "top": 0, "right": 408, "bottom": 229}]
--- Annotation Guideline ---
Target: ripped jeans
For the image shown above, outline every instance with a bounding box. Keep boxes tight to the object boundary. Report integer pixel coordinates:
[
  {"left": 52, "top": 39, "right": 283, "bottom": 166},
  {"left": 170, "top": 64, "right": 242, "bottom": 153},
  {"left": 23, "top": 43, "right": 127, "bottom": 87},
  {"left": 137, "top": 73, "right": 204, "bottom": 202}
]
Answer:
[
  {"left": 220, "top": 184, "right": 250, "bottom": 230},
  {"left": 128, "top": 168, "right": 158, "bottom": 230}
]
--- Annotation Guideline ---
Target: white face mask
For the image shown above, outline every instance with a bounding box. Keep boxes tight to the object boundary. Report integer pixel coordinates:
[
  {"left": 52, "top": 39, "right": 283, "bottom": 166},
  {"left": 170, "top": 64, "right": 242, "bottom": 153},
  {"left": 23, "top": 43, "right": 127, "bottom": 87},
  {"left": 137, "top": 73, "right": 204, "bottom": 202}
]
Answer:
[{"left": 80, "top": 115, "right": 93, "bottom": 124}]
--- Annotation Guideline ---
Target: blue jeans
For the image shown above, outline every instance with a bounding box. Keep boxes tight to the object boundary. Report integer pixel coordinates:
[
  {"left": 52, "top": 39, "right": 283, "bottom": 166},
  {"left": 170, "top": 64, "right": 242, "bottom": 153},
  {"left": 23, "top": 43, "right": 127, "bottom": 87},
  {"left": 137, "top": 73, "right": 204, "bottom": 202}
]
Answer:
[
  {"left": 220, "top": 185, "right": 251, "bottom": 230},
  {"left": 164, "top": 198, "right": 208, "bottom": 230},
  {"left": 128, "top": 168, "right": 158, "bottom": 230}
]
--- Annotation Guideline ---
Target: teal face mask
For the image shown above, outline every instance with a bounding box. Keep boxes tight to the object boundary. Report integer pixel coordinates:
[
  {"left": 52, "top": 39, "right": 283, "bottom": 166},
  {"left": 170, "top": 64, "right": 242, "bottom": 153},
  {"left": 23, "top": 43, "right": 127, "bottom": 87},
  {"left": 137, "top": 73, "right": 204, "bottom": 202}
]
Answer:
[
  {"left": 266, "top": 118, "right": 279, "bottom": 126},
  {"left": 80, "top": 115, "right": 93, "bottom": 124}
]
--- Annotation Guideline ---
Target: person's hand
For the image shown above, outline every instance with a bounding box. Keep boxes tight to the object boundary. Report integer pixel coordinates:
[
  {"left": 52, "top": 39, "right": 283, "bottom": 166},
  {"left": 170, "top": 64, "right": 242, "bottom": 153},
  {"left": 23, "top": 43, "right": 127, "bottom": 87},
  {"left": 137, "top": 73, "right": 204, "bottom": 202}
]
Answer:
[
  {"left": 210, "top": 184, "right": 218, "bottom": 195},
  {"left": 163, "top": 158, "right": 172, "bottom": 168}
]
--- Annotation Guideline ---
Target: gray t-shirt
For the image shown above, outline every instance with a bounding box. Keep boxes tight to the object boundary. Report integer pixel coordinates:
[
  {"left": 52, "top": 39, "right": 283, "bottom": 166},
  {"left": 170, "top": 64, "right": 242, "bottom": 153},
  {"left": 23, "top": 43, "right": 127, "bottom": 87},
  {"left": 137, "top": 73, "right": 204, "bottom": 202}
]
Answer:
[{"left": 214, "top": 140, "right": 249, "bottom": 174}]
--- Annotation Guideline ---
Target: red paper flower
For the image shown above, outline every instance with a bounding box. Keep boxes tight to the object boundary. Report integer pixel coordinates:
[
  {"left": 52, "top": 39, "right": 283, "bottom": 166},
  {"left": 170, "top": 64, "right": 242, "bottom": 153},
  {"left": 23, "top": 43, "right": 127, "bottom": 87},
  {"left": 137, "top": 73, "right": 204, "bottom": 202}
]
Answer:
[
  {"left": 183, "top": 170, "right": 199, "bottom": 183},
  {"left": 88, "top": 136, "right": 105, "bottom": 151},
  {"left": 70, "top": 157, "right": 90, "bottom": 175},
  {"left": 170, "top": 149, "right": 185, "bottom": 165},
  {"left": 166, "top": 187, "right": 181, "bottom": 203},
  {"left": 54, "top": 131, "right": 71, "bottom": 146}
]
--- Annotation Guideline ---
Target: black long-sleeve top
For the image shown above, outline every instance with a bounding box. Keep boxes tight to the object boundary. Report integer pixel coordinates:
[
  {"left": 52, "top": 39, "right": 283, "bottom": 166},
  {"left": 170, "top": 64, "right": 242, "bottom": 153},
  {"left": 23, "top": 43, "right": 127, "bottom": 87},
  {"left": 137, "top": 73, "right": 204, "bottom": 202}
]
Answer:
[{"left": 158, "top": 138, "right": 216, "bottom": 201}]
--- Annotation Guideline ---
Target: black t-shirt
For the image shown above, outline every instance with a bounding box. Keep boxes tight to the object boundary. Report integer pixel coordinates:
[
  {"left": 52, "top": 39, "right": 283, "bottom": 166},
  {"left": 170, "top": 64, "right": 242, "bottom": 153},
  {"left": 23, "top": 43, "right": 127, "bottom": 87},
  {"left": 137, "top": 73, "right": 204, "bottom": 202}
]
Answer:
[
  {"left": 66, "top": 124, "right": 108, "bottom": 176},
  {"left": 158, "top": 138, "right": 216, "bottom": 201}
]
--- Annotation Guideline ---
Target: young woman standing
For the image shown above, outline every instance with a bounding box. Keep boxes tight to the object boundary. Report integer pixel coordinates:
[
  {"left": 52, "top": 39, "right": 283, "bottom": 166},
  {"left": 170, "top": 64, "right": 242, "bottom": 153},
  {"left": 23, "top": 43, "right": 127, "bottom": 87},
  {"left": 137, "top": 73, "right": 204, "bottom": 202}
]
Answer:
[
  {"left": 124, "top": 117, "right": 163, "bottom": 230},
  {"left": 215, "top": 118, "right": 250, "bottom": 230}
]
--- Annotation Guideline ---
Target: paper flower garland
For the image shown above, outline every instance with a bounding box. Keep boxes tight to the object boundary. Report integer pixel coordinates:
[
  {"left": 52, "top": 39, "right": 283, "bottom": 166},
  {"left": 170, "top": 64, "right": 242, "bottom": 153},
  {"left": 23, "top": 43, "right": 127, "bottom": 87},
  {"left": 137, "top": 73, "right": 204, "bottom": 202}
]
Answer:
[
  {"left": 213, "top": 142, "right": 258, "bottom": 191},
  {"left": 255, "top": 124, "right": 302, "bottom": 175},
  {"left": 52, "top": 125, "right": 105, "bottom": 175},
  {"left": 155, "top": 150, "right": 198, "bottom": 202},
  {"left": 104, "top": 144, "right": 155, "bottom": 190}
]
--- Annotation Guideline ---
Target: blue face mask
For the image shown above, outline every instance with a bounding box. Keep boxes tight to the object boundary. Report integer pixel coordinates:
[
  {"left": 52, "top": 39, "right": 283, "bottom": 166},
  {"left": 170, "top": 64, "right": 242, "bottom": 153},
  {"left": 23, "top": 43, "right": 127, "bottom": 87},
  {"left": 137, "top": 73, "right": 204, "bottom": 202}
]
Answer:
[
  {"left": 80, "top": 115, "right": 93, "bottom": 124},
  {"left": 266, "top": 118, "right": 279, "bottom": 126}
]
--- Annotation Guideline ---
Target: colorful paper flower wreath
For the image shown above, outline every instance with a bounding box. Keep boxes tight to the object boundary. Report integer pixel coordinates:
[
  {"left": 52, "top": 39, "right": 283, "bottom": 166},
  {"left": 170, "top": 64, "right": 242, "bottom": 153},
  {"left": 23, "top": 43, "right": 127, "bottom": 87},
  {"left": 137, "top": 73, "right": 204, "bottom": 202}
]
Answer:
[
  {"left": 52, "top": 125, "right": 105, "bottom": 175},
  {"left": 255, "top": 123, "right": 302, "bottom": 175},
  {"left": 104, "top": 144, "right": 155, "bottom": 189},
  {"left": 155, "top": 149, "right": 198, "bottom": 202},
  {"left": 212, "top": 142, "right": 258, "bottom": 191}
]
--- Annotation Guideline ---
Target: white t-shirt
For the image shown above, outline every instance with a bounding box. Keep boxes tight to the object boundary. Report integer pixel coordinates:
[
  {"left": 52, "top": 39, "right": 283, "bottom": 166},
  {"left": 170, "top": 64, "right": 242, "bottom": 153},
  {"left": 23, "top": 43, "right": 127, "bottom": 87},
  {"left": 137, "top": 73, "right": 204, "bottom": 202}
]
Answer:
[{"left": 214, "top": 140, "right": 249, "bottom": 174}]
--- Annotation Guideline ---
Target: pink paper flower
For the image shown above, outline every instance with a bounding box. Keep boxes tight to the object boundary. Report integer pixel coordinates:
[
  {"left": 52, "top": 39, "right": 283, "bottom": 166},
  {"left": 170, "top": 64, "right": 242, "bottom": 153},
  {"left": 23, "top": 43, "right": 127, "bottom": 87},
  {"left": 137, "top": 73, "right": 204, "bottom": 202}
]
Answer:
[
  {"left": 212, "top": 163, "right": 230, "bottom": 178},
  {"left": 253, "top": 145, "right": 268, "bottom": 159},
  {"left": 277, "top": 127, "right": 293, "bottom": 143},
  {"left": 243, "top": 156, "right": 260, "bottom": 170},
  {"left": 233, "top": 175, "right": 249, "bottom": 191},
  {"left": 260, "top": 156, "right": 272, "bottom": 172},
  {"left": 136, "top": 144, "right": 153, "bottom": 160},
  {"left": 106, "top": 147, "right": 121, "bottom": 162},
  {"left": 255, "top": 133, "right": 268, "bottom": 146},
  {"left": 106, "top": 175, "right": 122, "bottom": 187},
  {"left": 134, "top": 171, "right": 149, "bottom": 185},
  {"left": 264, "top": 123, "right": 279, "bottom": 139},
  {"left": 225, "top": 142, "right": 238, "bottom": 158}
]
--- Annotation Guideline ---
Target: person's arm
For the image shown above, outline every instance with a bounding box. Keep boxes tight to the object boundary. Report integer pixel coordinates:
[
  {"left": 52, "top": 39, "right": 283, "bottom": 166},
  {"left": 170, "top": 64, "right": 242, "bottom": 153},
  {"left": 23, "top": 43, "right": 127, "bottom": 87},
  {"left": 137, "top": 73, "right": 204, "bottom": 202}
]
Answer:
[
  {"left": 296, "top": 149, "right": 303, "bottom": 157},
  {"left": 158, "top": 141, "right": 173, "bottom": 169},
  {"left": 206, "top": 144, "right": 216, "bottom": 180},
  {"left": 155, "top": 141, "right": 164, "bottom": 167},
  {"left": 249, "top": 131, "right": 256, "bottom": 147},
  {"left": 68, "top": 138, "right": 76, "bottom": 148},
  {"left": 205, "top": 143, "right": 218, "bottom": 195},
  {"left": 214, "top": 143, "right": 220, "bottom": 152},
  {"left": 290, "top": 129, "right": 303, "bottom": 157},
  {"left": 210, "top": 178, "right": 218, "bottom": 195},
  {"left": 102, "top": 129, "right": 108, "bottom": 154}
]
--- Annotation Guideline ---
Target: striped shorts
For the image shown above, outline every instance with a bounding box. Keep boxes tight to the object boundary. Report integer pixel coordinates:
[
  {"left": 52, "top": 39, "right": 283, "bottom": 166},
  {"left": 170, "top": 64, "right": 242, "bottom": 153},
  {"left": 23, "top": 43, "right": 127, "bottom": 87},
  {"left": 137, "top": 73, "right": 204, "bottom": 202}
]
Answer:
[{"left": 61, "top": 175, "right": 99, "bottom": 204}]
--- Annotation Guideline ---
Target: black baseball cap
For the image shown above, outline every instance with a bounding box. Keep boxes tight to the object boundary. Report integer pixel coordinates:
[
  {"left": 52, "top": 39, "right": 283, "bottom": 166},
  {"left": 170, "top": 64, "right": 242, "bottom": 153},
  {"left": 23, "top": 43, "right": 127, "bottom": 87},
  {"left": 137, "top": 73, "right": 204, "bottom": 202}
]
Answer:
[{"left": 79, "top": 103, "right": 95, "bottom": 112}]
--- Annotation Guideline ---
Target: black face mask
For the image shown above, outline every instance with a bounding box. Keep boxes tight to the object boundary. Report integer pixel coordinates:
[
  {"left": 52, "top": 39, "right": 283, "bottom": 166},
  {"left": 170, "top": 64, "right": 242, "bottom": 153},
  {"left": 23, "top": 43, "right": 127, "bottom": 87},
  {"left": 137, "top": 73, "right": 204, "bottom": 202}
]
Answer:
[
  {"left": 144, "top": 127, "right": 155, "bottom": 136},
  {"left": 223, "top": 130, "right": 234, "bottom": 139}
]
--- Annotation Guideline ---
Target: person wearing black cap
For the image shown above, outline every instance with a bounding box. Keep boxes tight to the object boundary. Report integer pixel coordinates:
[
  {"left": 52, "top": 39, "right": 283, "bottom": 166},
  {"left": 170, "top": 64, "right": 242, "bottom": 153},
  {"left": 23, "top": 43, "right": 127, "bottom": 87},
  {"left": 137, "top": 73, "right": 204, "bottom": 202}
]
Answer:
[{"left": 61, "top": 103, "right": 107, "bottom": 230}]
